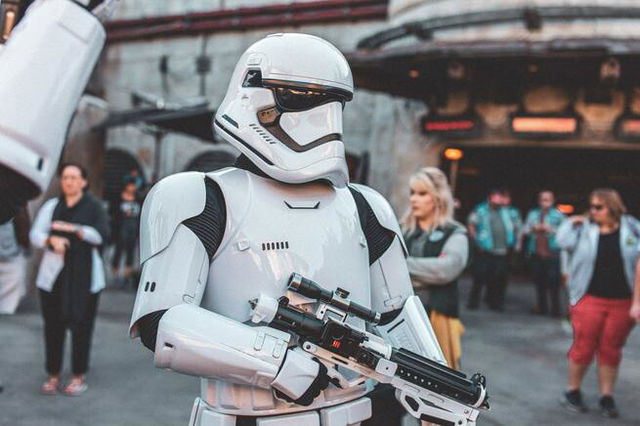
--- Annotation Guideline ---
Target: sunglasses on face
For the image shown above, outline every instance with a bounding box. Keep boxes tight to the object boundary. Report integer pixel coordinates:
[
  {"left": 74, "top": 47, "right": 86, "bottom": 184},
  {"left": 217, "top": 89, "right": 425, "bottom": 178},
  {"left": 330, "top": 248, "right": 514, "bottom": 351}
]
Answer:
[{"left": 590, "top": 204, "right": 605, "bottom": 211}]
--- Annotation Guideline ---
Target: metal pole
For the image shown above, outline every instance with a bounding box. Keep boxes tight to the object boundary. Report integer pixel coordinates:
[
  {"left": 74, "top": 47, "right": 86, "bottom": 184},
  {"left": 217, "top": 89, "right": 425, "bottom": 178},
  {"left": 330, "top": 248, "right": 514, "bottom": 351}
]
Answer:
[
  {"left": 450, "top": 159, "right": 460, "bottom": 196},
  {"left": 152, "top": 131, "right": 162, "bottom": 183}
]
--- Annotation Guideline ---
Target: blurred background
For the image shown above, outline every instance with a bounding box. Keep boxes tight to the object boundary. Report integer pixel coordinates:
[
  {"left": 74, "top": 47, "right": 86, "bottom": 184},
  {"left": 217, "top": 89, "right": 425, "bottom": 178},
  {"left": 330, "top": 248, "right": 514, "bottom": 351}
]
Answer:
[{"left": 1, "top": 1, "right": 640, "bottom": 425}]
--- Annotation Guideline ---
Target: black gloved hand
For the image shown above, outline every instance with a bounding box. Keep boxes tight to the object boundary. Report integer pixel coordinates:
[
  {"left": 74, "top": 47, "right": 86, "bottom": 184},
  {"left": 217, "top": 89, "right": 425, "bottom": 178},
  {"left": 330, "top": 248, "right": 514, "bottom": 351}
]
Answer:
[{"left": 274, "top": 358, "right": 330, "bottom": 407}]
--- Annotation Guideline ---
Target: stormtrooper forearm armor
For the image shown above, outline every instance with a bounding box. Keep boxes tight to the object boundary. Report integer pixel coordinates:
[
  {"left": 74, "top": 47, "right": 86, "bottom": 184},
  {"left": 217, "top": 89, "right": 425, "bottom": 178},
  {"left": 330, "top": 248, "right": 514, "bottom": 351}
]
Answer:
[
  {"left": 155, "top": 303, "right": 319, "bottom": 398},
  {"left": 129, "top": 173, "right": 320, "bottom": 400}
]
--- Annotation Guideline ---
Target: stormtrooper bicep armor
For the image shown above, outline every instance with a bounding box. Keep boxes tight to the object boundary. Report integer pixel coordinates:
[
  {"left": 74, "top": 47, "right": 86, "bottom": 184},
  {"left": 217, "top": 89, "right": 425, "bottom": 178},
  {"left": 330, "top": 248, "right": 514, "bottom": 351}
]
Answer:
[
  {"left": 129, "top": 172, "right": 321, "bottom": 397},
  {"left": 351, "top": 184, "right": 446, "bottom": 365},
  {"left": 129, "top": 172, "right": 211, "bottom": 335},
  {"left": 0, "top": 0, "right": 109, "bottom": 222}
]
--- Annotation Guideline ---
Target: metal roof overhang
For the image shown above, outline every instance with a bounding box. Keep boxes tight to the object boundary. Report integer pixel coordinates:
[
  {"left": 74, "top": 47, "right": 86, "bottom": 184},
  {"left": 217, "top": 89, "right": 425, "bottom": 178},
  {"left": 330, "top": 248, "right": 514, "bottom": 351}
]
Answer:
[
  {"left": 357, "top": 6, "right": 640, "bottom": 50},
  {"left": 348, "top": 38, "right": 640, "bottom": 99},
  {"left": 94, "top": 105, "right": 216, "bottom": 142}
]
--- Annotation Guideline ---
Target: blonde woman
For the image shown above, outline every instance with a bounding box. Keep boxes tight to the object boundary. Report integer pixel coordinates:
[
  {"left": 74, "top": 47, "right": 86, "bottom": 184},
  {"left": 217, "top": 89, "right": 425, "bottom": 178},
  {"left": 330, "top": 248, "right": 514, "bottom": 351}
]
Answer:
[{"left": 401, "top": 167, "right": 469, "bottom": 369}]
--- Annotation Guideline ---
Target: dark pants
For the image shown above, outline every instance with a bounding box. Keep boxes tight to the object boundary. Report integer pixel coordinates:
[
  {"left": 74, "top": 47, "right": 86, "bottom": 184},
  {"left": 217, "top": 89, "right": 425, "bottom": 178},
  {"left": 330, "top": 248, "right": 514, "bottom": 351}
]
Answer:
[
  {"left": 112, "top": 238, "right": 136, "bottom": 268},
  {"left": 39, "top": 287, "right": 99, "bottom": 376},
  {"left": 469, "top": 252, "right": 509, "bottom": 310},
  {"left": 531, "top": 256, "right": 561, "bottom": 315}
]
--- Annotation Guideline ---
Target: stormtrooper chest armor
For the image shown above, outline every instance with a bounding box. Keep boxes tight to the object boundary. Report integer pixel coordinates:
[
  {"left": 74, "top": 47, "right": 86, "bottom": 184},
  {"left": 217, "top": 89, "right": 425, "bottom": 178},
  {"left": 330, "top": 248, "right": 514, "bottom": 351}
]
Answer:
[{"left": 202, "top": 167, "right": 371, "bottom": 324}]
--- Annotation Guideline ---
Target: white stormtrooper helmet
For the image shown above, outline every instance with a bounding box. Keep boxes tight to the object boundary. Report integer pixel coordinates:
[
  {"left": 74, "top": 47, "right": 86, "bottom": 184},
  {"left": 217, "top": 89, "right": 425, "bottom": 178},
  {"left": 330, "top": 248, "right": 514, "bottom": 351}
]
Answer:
[{"left": 214, "top": 33, "right": 354, "bottom": 187}]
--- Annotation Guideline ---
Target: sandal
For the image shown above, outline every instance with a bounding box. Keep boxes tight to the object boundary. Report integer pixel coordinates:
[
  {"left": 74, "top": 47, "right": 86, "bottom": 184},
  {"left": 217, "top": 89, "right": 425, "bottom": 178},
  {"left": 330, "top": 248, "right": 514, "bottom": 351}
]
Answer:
[
  {"left": 62, "top": 377, "right": 88, "bottom": 396},
  {"left": 40, "top": 376, "right": 60, "bottom": 395}
]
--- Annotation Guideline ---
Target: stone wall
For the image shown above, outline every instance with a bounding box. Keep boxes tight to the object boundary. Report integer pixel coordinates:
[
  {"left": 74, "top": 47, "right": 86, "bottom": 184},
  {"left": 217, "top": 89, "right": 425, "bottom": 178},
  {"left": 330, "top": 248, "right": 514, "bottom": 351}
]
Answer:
[{"left": 101, "top": 12, "right": 398, "bottom": 199}]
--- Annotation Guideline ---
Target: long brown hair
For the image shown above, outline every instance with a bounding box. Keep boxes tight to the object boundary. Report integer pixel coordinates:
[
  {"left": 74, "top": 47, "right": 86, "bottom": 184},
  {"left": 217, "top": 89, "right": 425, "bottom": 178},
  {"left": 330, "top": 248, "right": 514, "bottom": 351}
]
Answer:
[
  {"left": 589, "top": 188, "right": 626, "bottom": 223},
  {"left": 401, "top": 167, "right": 454, "bottom": 233}
]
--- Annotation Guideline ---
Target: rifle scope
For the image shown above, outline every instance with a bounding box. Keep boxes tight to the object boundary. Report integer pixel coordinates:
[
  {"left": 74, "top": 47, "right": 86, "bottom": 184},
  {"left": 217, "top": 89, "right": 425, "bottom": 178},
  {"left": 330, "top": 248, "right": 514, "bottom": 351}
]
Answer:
[{"left": 288, "top": 273, "right": 381, "bottom": 324}]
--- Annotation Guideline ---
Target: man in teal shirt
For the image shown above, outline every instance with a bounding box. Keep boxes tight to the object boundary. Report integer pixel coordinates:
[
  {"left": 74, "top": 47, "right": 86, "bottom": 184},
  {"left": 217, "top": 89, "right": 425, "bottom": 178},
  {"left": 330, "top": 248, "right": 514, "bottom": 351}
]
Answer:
[
  {"left": 467, "top": 189, "right": 518, "bottom": 311},
  {"left": 522, "top": 190, "right": 565, "bottom": 316}
]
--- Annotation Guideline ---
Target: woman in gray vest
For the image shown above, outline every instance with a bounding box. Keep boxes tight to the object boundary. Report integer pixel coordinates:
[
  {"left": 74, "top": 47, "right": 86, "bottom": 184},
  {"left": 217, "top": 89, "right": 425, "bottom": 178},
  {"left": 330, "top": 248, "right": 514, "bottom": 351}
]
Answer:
[{"left": 401, "top": 167, "right": 469, "bottom": 369}]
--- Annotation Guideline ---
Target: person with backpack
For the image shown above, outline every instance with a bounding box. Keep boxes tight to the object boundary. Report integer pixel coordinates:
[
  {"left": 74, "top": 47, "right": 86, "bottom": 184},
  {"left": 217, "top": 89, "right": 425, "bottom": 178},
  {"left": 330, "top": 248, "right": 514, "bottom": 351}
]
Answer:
[
  {"left": 111, "top": 180, "right": 141, "bottom": 282},
  {"left": 402, "top": 167, "right": 469, "bottom": 370},
  {"left": 557, "top": 188, "right": 639, "bottom": 418}
]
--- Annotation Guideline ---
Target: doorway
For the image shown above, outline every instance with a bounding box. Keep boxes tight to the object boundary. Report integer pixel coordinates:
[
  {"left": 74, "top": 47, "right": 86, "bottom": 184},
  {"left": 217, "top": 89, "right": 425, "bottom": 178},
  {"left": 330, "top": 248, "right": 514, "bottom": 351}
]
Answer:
[{"left": 444, "top": 146, "right": 640, "bottom": 221}]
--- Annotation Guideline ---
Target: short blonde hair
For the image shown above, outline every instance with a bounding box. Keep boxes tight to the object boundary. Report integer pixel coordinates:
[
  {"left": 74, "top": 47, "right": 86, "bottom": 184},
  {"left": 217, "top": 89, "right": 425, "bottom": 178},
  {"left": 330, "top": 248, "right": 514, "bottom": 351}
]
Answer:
[
  {"left": 401, "top": 167, "right": 454, "bottom": 233},
  {"left": 590, "top": 188, "right": 627, "bottom": 223}
]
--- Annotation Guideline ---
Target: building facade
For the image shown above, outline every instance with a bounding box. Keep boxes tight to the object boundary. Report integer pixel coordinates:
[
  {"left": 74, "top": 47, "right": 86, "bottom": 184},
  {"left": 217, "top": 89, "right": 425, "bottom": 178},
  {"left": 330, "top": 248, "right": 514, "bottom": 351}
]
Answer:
[
  {"left": 100, "top": 0, "right": 391, "bottom": 199},
  {"left": 101, "top": 0, "right": 640, "bottom": 216}
]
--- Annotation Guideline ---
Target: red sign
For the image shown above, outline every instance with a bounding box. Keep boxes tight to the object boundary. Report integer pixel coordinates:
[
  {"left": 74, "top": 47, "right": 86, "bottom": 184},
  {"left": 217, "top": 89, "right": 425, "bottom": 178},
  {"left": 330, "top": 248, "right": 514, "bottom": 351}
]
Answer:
[
  {"left": 614, "top": 114, "right": 640, "bottom": 142},
  {"left": 421, "top": 114, "right": 482, "bottom": 139}
]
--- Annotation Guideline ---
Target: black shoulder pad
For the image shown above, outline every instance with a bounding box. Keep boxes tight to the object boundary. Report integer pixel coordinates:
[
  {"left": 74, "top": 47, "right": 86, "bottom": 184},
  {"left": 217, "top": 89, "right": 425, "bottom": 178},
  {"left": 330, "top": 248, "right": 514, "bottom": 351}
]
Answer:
[
  {"left": 182, "top": 178, "right": 226, "bottom": 261},
  {"left": 349, "top": 186, "right": 396, "bottom": 265}
]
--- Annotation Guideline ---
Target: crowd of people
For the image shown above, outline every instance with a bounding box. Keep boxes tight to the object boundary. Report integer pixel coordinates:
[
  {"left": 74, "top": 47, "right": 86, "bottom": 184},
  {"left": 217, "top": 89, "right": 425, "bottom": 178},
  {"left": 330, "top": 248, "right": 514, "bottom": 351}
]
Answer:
[
  {"left": 1, "top": 160, "right": 639, "bottom": 418},
  {"left": 404, "top": 178, "right": 640, "bottom": 418}
]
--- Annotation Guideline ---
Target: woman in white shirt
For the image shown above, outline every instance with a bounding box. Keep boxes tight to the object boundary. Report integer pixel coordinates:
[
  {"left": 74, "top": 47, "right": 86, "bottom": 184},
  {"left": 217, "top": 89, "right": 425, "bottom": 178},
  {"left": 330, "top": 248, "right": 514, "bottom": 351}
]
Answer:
[{"left": 30, "top": 163, "right": 109, "bottom": 396}]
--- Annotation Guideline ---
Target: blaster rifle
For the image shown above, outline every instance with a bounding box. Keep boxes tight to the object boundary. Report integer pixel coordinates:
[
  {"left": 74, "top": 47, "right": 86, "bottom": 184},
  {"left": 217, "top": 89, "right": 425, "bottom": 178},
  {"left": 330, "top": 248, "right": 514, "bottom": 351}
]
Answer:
[{"left": 249, "top": 273, "right": 489, "bottom": 426}]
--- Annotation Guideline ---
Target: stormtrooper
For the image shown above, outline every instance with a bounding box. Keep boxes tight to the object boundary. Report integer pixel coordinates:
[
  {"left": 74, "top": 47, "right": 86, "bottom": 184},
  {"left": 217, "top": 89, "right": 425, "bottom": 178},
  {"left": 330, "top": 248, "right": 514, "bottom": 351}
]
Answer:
[
  {"left": 0, "top": 0, "right": 118, "bottom": 223},
  {"left": 130, "top": 33, "right": 465, "bottom": 426}
]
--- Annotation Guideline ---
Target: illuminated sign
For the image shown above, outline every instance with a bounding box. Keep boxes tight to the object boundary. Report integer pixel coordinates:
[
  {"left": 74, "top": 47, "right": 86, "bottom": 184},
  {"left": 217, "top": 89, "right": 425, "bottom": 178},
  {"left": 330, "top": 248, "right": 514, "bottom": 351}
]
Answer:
[
  {"left": 421, "top": 113, "right": 482, "bottom": 139},
  {"left": 509, "top": 112, "right": 581, "bottom": 139},
  {"left": 557, "top": 204, "right": 575, "bottom": 214},
  {"left": 613, "top": 114, "right": 640, "bottom": 142},
  {"left": 443, "top": 148, "right": 464, "bottom": 161}
]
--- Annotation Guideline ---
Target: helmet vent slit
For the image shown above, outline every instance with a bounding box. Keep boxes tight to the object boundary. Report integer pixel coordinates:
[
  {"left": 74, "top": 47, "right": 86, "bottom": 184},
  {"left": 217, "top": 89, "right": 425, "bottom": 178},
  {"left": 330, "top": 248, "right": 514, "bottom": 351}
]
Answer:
[{"left": 251, "top": 123, "right": 276, "bottom": 144}]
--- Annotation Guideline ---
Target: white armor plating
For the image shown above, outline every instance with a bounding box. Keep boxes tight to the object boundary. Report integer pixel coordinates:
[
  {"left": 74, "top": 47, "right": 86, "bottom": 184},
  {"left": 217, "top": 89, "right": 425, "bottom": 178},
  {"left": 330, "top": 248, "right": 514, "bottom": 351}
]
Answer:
[
  {"left": 131, "top": 33, "right": 450, "bottom": 426},
  {"left": 130, "top": 168, "right": 445, "bottom": 425},
  {"left": 375, "top": 295, "right": 446, "bottom": 364},
  {"left": 199, "top": 167, "right": 373, "bottom": 416},
  {"left": 203, "top": 168, "right": 370, "bottom": 327},
  {"left": 155, "top": 304, "right": 289, "bottom": 388},
  {"left": 278, "top": 102, "right": 343, "bottom": 147},
  {"left": 189, "top": 396, "right": 372, "bottom": 426},
  {"left": 350, "top": 184, "right": 411, "bottom": 313},
  {"left": 214, "top": 33, "right": 353, "bottom": 188},
  {"left": 0, "top": 0, "right": 105, "bottom": 193},
  {"left": 138, "top": 172, "right": 207, "bottom": 263}
]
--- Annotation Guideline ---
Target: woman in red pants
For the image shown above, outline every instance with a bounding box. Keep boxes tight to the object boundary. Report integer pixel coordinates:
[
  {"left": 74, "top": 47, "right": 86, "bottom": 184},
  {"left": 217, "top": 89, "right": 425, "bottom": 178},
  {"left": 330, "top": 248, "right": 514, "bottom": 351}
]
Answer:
[{"left": 557, "top": 189, "right": 640, "bottom": 418}]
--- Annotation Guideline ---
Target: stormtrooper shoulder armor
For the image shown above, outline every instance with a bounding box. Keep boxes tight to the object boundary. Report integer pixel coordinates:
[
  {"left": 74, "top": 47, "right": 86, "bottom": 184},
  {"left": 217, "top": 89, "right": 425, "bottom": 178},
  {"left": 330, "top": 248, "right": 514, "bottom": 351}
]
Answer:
[
  {"left": 130, "top": 172, "right": 224, "bottom": 335},
  {"left": 139, "top": 172, "right": 207, "bottom": 262},
  {"left": 350, "top": 184, "right": 407, "bottom": 256}
]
